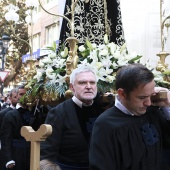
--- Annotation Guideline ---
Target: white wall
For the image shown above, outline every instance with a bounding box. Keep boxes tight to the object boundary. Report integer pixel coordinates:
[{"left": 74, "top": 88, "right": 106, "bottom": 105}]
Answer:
[
  {"left": 58, "top": 0, "right": 66, "bottom": 34},
  {"left": 120, "top": 0, "right": 170, "bottom": 69}
]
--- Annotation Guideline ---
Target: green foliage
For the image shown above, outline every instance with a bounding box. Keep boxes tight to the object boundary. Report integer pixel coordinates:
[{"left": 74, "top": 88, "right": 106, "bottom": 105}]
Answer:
[
  {"left": 156, "top": 80, "right": 170, "bottom": 89},
  {"left": 128, "top": 55, "right": 142, "bottom": 63},
  {"left": 97, "top": 80, "right": 116, "bottom": 93},
  {"left": 45, "top": 41, "right": 57, "bottom": 52},
  {"left": 162, "top": 70, "right": 170, "bottom": 76}
]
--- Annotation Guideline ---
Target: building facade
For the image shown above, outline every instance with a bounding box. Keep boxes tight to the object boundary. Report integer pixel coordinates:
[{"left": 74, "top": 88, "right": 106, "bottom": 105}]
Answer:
[{"left": 22, "top": 0, "right": 66, "bottom": 63}]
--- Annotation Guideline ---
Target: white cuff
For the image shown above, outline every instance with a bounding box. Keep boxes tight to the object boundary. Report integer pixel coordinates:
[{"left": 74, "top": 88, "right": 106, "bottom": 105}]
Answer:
[{"left": 6, "top": 160, "right": 15, "bottom": 168}]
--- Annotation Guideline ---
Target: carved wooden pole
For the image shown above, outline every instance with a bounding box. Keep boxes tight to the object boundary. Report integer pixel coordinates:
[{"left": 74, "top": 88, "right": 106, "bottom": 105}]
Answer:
[
  {"left": 66, "top": 37, "right": 79, "bottom": 76},
  {"left": 21, "top": 124, "right": 52, "bottom": 170}
]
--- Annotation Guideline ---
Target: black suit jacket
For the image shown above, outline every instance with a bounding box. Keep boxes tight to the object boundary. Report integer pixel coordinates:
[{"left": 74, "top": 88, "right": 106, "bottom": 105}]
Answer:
[
  {"left": 0, "top": 106, "right": 38, "bottom": 170},
  {"left": 0, "top": 107, "right": 13, "bottom": 170},
  {"left": 0, "top": 107, "right": 13, "bottom": 130}
]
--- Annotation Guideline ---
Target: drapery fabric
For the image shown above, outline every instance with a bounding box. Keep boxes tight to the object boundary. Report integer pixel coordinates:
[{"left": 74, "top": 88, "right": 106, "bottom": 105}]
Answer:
[{"left": 59, "top": 0, "right": 125, "bottom": 46}]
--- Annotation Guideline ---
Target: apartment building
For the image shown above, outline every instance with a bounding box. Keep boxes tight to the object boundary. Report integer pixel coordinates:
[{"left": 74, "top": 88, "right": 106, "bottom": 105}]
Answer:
[{"left": 22, "top": 0, "right": 66, "bottom": 63}]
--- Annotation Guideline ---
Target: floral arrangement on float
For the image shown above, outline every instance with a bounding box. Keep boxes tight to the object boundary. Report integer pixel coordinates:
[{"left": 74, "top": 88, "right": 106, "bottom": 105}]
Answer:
[
  {"left": 22, "top": 35, "right": 169, "bottom": 105},
  {"left": 155, "top": 69, "right": 170, "bottom": 88}
]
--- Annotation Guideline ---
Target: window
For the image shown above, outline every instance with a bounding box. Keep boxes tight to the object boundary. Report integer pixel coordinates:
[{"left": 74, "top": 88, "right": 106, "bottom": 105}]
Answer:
[
  {"left": 46, "top": 24, "right": 59, "bottom": 45},
  {"left": 32, "top": 33, "right": 41, "bottom": 52}
]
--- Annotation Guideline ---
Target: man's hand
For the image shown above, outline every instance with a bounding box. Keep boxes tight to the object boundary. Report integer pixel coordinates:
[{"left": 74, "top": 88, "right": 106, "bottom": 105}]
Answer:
[
  {"left": 7, "top": 163, "right": 15, "bottom": 169},
  {"left": 151, "top": 87, "right": 170, "bottom": 107}
]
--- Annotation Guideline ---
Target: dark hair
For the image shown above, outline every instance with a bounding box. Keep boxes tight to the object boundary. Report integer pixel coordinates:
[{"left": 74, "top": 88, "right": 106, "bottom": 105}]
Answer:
[
  {"left": 9, "top": 88, "right": 17, "bottom": 97},
  {"left": 16, "top": 85, "right": 25, "bottom": 92},
  {"left": 115, "top": 63, "right": 154, "bottom": 94}
]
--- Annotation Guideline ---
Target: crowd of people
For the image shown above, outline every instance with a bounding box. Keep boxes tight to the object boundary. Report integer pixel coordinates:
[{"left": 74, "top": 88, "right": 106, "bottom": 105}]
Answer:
[
  {"left": 0, "top": 64, "right": 170, "bottom": 170},
  {"left": 0, "top": 94, "right": 11, "bottom": 111},
  {"left": 0, "top": 85, "right": 46, "bottom": 170},
  {"left": 39, "top": 64, "right": 170, "bottom": 170}
]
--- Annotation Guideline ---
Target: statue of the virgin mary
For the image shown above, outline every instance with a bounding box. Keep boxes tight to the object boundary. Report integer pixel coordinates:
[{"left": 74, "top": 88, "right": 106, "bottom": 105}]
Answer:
[{"left": 59, "top": 0, "right": 125, "bottom": 46}]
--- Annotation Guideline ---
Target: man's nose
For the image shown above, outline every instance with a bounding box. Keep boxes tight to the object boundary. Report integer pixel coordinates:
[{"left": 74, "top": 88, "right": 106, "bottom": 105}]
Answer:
[
  {"left": 86, "top": 82, "right": 92, "bottom": 88},
  {"left": 144, "top": 98, "right": 151, "bottom": 106}
]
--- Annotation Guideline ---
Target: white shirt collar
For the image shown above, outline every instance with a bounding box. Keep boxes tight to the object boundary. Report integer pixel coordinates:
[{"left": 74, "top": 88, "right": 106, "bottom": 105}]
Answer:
[
  {"left": 115, "top": 95, "right": 134, "bottom": 116},
  {"left": 10, "top": 104, "right": 16, "bottom": 109},
  {"left": 72, "top": 96, "right": 93, "bottom": 108},
  {"left": 16, "top": 103, "right": 22, "bottom": 109}
]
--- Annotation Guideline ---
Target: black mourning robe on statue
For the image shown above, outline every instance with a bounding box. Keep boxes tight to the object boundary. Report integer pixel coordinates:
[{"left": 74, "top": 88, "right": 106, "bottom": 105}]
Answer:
[
  {"left": 59, "top": 0, "right": 125, "bottom": 46},
  {"left": 89, "top": 106, "right": 170, "bottom": 170}
]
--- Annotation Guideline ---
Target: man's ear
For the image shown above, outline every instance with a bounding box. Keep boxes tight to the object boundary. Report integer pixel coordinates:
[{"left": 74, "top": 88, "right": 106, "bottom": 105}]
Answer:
[
  {"left": 69, "top": 84, "right": 74, "bottom": 92},
  {"left": 117, "top": 88, "right": 126, "bottom": 99}
]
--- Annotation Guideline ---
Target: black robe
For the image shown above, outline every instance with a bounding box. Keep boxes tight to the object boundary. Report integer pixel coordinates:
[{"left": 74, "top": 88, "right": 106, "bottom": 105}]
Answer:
[
  {"left": 0, "top": 108, "right": 35, "bottom": 170},
  {"left": 0, "top": 107, "right": 13, "bottom": 170},
  {"left": 40, "top": 98, "right": 103, "bottom": 168},
  {"left": 0, "top": 107, "right": 13, "bottom": 129},
  {"left": 89, "top": 106, "right": 170, "bottom": 170}
]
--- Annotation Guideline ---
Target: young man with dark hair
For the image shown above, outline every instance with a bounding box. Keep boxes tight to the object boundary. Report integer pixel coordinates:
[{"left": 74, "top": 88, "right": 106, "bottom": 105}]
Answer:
[
  {"left": 0, "top": 88, "right": 18, "bottom": 170},
  {"left": 89, "top": 63, "right": 170, "bottom": 170},
  {"left": 0, "top": 85, "right": 33, "bottom": 170}
]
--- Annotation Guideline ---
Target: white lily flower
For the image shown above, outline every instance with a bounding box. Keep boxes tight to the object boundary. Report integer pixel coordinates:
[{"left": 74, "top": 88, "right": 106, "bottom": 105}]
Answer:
[
  {"left": 39, "top": 59, "right": 44, "bottom": 67},
  {"left": 80, "top": 58, "right": 88, "bottom": 65},
  {"left": 112, "top": 62, "right": 119, "bottom": 69},
  {"left": 48, "top": 52, "right": 56, "bottom": 59},
  {"left": 88, "top": 50, "right": 98, "bottom": 60},
  {"left": 91, "top": 61, "right": 103, "bottom": 69},
  {"left": 55, "top": 74, "right": 67, "bottom": 86},
  {"left": 92, "top": 43, "right": 97, "bottom": 49},
  {"left": 42, "top": 57, "right": 52, "bottom": 64},
  {"left": 106, "top": 75, "right": 115, "bottom": 83},
  {"left": 60, "top": 51, "right": 65, "bottom": 57},
  {"left": 108, "top": 42, "right": 117, "bottom": 55},
  {"left": 117, "top": 58, "right": 129, "bottom": 66},
  {"left": 105, "top": 67, "right": 113, "bottom": 75},
  {"left": 99, "top": 49, "right": 109, "bottom": 56},
  {"left": 46, "top": 67, "right": 54, "bottom": 76},
  {"left": 46, "top": 73, "right": 56, "bottom": 80},
  {"left": 100, "top": 56, "right": 112, "bottom": 67},
  {"left": 55, "top": 58, "right": 66, "bottom": 68},
  {"left": 98, "top": 44, "right": 106, "bottom": 50},
  {"left": 128, "top": 51, "right": 138, "bottom": 58},
  {"left": 34, "top": 71, "right": 43, "bottom": 82},
  {"left": 144, "top": 60, "right": 156, "bottom": 71},
  {"left": 104, "top": 34, "right": 109, "bottom": 44},
  {"left": 97, "top": 68, "right": 107, "bottom": 81},
  {"left": 79, "top": 45, "right": 86, "bottom": 52},
  {"left": 113, "top": 50, "right": 121, "bottom": 59},
  {"left": 154, "top": 76, "right": 164, "bottom": 82}
]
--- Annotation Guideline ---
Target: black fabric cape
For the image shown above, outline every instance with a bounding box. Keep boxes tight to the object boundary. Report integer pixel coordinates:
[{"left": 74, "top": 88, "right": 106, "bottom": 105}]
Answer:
[
  {"left": 89, "top": 106, "right": 170, "bottom": 170},
  {"left": 59, "top": 0, "right": 124, "bottom": 46}
]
